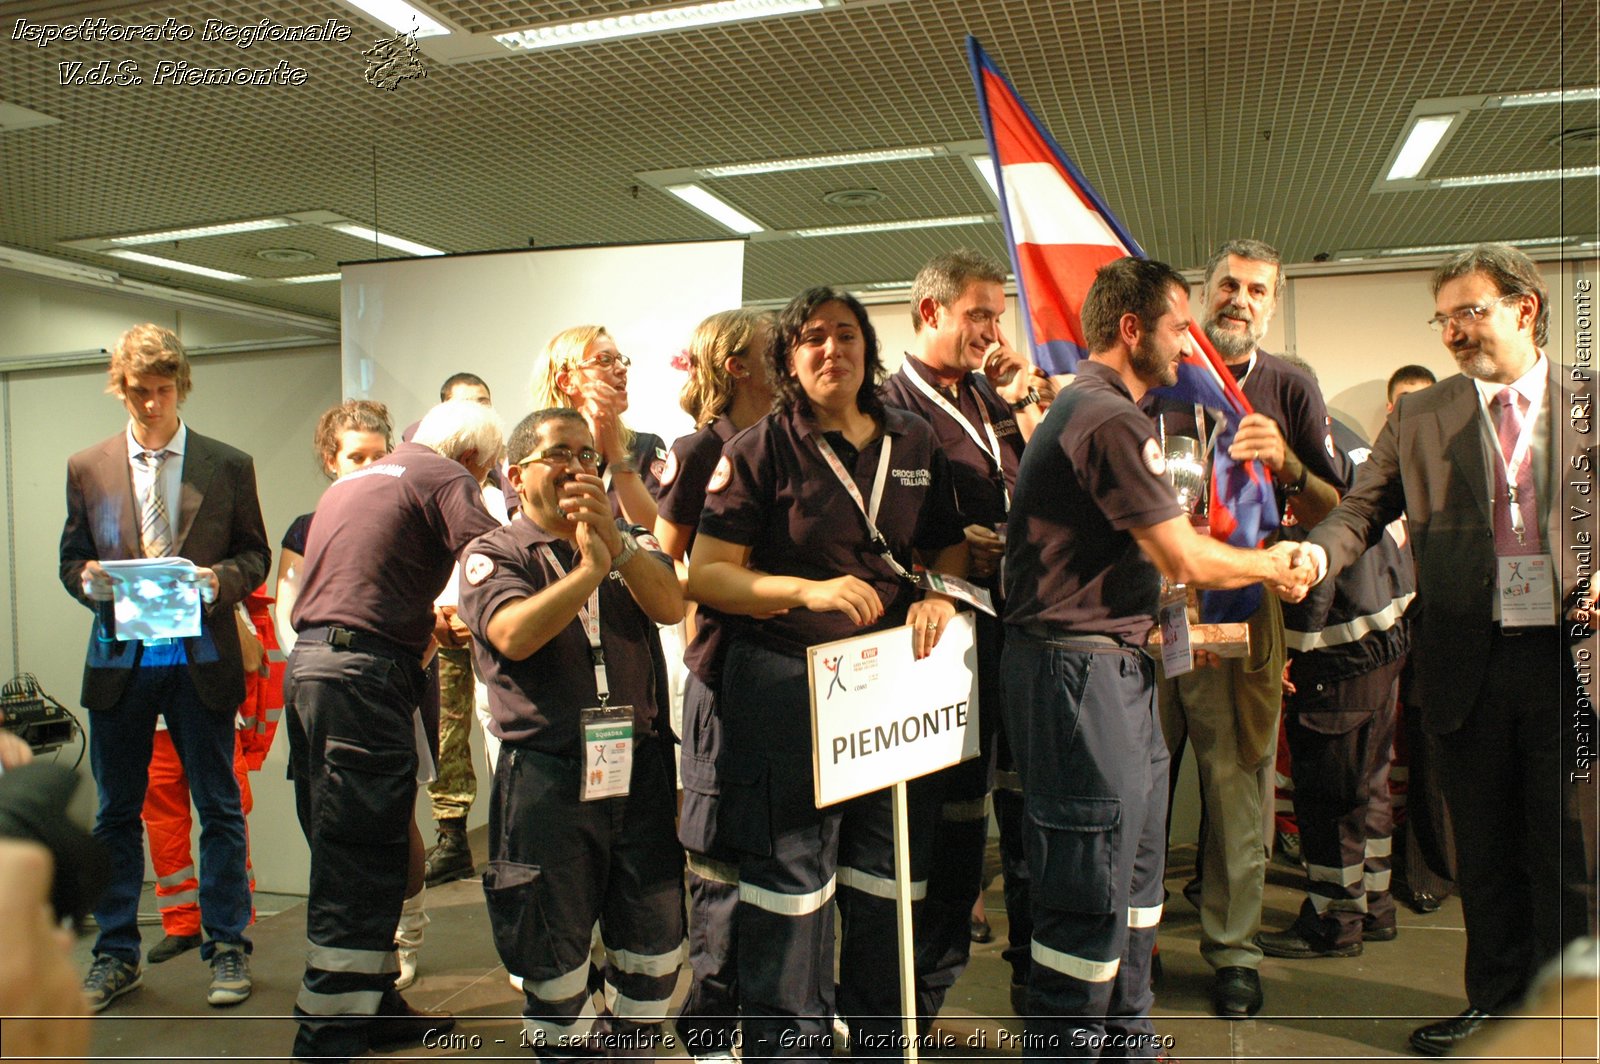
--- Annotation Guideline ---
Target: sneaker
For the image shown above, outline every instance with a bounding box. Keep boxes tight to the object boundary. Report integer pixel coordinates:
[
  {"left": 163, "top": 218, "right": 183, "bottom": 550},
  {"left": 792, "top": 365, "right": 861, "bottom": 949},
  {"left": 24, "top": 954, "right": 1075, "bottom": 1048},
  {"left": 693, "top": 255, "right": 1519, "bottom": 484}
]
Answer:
[
  {"left": 396, "top": 943, "right": 418, "bottom": 990},
  {"left": 207, "top": 944, "right": 252, "bottom": 1006},
  {"left": 147, "top": 932, "right": 203, "bottom": 964},
  {"left": 83, "top": 955, "right": 142, "bottom": 1012}
]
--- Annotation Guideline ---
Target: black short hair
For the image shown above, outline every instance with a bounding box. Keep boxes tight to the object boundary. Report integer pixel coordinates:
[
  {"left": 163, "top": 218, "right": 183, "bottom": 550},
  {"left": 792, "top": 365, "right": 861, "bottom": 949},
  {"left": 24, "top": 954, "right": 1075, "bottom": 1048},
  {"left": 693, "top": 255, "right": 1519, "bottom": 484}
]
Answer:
[
  {"left": 1431, "top": 244, "right": 1548, "bottom": 347},
  {"left": 767, "top": 286, "right": 886, "bottom": 421},
  {"left": 1386, "top": 364, "right": 1436, "bottom": 402},
  {"left": 439, "top": 372, "right": 490, "bottom": 402},
  {"left": 506, "top": 407, "right": 586, "bottom": 466},
  {"left": 1081, "top": 257, "right": 1190, "bottom": 353}
]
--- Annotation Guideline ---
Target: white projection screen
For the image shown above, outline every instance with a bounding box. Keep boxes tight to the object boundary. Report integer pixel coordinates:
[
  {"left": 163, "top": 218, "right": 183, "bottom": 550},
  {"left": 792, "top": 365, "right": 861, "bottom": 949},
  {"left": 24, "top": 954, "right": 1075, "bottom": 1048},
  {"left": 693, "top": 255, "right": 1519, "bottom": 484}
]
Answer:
[{"left": 340, "top": 240, "right": 745, "bottom": 444}]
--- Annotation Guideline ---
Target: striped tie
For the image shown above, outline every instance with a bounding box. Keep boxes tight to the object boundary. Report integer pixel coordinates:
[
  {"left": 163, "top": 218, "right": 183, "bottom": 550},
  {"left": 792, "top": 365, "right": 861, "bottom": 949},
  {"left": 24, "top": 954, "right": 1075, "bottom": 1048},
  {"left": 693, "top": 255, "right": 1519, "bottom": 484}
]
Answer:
[{"left": 138, "top": 450, "right": 173, "bottom": 558}]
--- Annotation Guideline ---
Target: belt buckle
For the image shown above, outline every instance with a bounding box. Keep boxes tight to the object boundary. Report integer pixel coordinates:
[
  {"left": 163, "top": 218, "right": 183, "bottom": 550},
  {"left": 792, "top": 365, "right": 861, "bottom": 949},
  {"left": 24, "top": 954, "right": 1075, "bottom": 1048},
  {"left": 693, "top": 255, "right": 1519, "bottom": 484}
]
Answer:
[{"left": 326, "top": 628, "right": 355, "bottom": 649}]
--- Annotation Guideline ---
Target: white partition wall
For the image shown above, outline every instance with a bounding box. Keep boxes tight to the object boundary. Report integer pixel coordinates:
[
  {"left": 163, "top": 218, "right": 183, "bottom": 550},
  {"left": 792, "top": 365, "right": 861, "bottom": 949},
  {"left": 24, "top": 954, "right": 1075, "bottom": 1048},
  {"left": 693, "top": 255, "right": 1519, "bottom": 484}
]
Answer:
[{"left": 340, "top": 240, "right": 746, "bottom": 440}]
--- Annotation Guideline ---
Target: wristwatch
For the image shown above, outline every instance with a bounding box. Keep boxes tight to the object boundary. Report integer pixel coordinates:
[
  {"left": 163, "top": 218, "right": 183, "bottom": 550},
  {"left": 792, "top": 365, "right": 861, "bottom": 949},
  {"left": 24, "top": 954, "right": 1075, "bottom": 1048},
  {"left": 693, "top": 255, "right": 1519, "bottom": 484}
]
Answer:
[
  {"left": 1010, "top": 387, "right": 1041, "bottom": 412},
  {"left": 1281, "top": 464, "right": 1309, "bottom": 496},
  {"left": 610, "top": 531, "right": 639, "bottom": 571}
]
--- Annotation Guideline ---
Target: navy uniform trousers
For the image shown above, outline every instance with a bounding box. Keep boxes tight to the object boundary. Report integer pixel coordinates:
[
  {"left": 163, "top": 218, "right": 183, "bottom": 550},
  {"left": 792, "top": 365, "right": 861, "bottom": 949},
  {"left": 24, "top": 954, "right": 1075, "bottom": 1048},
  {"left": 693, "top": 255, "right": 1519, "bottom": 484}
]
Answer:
[
  {"left": 483, "top": 735, "right": 686, "bottom": 1062},
  {"left": 286, "top": 637, "right": 424, "bottom": 1062},
  {"left": 717, "top": 640, "right": 935, "bottom": 1063},
  {"left": 676, "top": 672, "right": 742, "bottom": 1057},
  {"left": 1282, "top": 659, "right": 1402, "bottom": 946},
  {"left": 1001, "top": 630, "right": 1168, "bottom": 1061}
]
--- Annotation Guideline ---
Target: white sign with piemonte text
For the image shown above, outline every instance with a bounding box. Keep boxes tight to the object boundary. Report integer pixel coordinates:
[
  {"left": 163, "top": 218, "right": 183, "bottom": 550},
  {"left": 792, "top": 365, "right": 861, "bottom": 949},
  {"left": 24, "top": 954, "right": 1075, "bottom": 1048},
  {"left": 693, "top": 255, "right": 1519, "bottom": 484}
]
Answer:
[{"left": 807, "top": 611, "right": 980, "bottom": 808}]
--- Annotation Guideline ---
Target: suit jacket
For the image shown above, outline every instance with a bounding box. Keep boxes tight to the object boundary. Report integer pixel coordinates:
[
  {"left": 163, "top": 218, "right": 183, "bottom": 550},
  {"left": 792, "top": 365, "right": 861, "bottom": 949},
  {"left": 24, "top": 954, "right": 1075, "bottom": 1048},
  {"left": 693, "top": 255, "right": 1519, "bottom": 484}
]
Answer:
[
  {"left": 59, "top": 428, "right": 271, "bottom": 713},
  {"left": 1309, "top": 360, "right": 1595, "bottom": 734}
]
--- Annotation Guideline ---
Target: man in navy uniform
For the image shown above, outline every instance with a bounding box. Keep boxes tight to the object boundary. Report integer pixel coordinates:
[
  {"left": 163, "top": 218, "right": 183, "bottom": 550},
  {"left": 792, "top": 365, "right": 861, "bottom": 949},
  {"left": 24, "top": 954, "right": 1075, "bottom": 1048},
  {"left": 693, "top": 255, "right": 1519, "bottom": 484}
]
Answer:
[
  {"left": 881, "top": 249, "right": 1048, "bottom": 1015},
  {"left": 460, "top": 407, "right": 686, "bottom": 1055},
  {"left": 1002, "top": 257, "right": 1306, "bottom": 1056},
  {"left": 286, "top": 398, "right": 502, "bottom": 1063}
]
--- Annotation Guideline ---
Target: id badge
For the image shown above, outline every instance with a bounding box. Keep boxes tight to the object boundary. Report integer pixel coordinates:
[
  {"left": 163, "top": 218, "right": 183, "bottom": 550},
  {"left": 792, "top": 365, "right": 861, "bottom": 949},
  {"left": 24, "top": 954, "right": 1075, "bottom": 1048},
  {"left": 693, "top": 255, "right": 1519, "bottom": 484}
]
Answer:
[
  {"left": 579, "top": 705, "right": 633, "bottom": 801},
  {"left": 1157, "top": 589, "right": 1193, "bottom": 677},
  {"left": 918, "top": 571, "right": 996, "bottom": 616},
  {"left": 1497, "top": 554, "right": 1556, "bottom": 627}
]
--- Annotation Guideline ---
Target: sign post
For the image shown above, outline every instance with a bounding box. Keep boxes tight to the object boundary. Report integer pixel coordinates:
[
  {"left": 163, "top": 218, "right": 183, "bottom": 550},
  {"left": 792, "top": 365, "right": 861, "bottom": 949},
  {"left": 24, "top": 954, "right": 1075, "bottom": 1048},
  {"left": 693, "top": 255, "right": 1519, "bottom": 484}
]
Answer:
[{"left": 806, "top": 611, "right": 980, "bottom": 1061}]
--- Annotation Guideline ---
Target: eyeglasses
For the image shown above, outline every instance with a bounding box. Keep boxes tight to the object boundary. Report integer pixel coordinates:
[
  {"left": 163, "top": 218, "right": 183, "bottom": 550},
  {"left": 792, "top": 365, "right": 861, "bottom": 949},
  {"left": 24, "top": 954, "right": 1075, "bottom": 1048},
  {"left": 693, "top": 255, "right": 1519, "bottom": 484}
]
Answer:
[
  {"left": 519, "top": 445, "right": 601, "bottom": 469},
  {"left": 580, "top": 352, "right": 631, "bottom": 370},
  {"left": 1427, "top": 293, "right": 1520, "bottom": 332}
]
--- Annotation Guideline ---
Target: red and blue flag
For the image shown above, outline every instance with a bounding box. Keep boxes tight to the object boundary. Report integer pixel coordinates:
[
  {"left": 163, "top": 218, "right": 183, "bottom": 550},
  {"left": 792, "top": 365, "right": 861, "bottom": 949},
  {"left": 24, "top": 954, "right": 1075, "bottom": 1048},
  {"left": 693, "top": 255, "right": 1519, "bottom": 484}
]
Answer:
[{"left": 968, "top": 36, "right": 1278, "bottom": 620}]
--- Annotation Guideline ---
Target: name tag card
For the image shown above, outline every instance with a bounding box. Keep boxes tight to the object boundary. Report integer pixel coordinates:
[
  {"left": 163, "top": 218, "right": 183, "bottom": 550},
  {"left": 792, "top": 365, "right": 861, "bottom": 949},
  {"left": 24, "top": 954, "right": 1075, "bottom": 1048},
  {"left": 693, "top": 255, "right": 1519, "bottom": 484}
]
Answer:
[
  {"left": 1498, "top": 554, "right": 1556, "bottom": 627},
  {"left": 1156, "top": 590, "right": 1193, "bottom": 677},
  {"left": 917, "top": 571, "right": 996, "bottom": 616},
  {"left": 579, "top": 705, "right": 633, "bottom": 801}
]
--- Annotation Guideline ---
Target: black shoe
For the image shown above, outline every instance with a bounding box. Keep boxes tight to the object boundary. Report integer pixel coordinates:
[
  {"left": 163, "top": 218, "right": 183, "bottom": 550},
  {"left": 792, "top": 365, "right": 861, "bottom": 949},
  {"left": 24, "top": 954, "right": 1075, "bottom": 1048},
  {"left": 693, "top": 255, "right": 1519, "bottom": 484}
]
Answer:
[
  {"left": 424, "top": 824, "right": 473, "bottom": 887},
  {"left": 147, "top": 932, "right": 203, "bottom": 964},
  {"left": 1257, "top": 927, "right": 1362, "bottom": 959},
  {"left": 1409, "top": 891, "right": 1442, "bottom": 914},
  {"left": 1362, "top": 923, "right": 1397, "bottom": 942},
  {"left": 1409, "top": 1009, "right": 1490, "bottom": 1056},
  {"left": 367, "top": 999, "right": 455, "bottom": 1049},
  {"left": 969, "top": 916, "right": 993, "bottom": 944},
  {"left": 1211, "top": 966, "right": 1263, "bottom": 1019}
]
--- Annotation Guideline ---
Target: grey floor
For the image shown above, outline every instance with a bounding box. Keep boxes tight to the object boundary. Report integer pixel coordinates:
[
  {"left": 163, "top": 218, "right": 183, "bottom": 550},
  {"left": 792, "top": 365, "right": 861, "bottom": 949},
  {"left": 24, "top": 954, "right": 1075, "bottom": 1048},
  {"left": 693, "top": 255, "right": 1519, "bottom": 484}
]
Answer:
[{"left": 64, "top": 833, "right": 1478, "bottom": 1062}]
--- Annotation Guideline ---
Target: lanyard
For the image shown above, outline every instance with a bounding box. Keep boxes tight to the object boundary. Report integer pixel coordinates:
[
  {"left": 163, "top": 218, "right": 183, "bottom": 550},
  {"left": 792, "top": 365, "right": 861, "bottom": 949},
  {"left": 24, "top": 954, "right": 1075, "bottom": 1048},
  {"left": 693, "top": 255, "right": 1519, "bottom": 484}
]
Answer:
[
  {"left": 1484, "top": 387, "right": 1542, "bottom": 544},
  {"left": 898, "top": 362, "right": 1010, "bottom": 510},
  {"left": 537, "top": 544, "right": 610, "bottom": 705},
  {"left": 813, "top": 432, "right": 915, "bottom": 583}
]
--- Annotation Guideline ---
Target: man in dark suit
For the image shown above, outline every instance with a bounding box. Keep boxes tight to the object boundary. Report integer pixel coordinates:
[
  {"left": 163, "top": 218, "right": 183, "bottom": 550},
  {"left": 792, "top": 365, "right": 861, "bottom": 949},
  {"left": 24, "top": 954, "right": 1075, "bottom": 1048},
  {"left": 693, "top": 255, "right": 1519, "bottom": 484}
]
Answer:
[
  {"left": 1299, "top": 245, "right": 1593, "bottom": 1055},
  {"left": 59, "top": 323, "right": 270, "bottom": 1012}
]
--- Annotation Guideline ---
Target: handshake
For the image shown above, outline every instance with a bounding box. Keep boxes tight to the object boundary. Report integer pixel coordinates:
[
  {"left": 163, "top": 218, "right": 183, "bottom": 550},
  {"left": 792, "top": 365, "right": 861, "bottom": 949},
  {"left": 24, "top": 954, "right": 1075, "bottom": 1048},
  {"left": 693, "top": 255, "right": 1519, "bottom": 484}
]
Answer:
[{"left": 1263, "top": 541, "right": 1326, "bottom": 602}]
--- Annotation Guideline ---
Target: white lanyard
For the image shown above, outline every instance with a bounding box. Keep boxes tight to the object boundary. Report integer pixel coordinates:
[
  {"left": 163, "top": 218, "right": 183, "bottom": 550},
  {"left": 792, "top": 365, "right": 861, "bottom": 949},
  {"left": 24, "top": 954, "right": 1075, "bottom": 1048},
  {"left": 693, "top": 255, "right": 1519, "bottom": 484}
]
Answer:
[
  {"left": 1485, "top": 387, "right": 1542, "bottom": 544},
  {"left": 813, "top": 432, "right": 915, "bottom": 583},
  {"left": 537, "top": 544, "right": 610, "bottom": 705},
  {"left": 898, "top": 362, "right": 1010, "bottom": 510}
]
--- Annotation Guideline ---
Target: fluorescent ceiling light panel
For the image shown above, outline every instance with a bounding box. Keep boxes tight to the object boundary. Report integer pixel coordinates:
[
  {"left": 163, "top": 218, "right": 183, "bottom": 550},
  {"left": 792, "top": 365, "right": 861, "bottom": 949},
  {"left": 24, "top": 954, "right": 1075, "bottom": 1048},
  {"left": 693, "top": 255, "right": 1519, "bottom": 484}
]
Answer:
[
  {"left": 496, "top": 0, "right": 830, "bottom": 52},
  {"left": 326, "top": 222, "right": 445, "bottom": 256},
  {"left": 105, "top": 250, "right": 249, "bottom": 282},
  {"left": 279, "top": 273, "right": 342, "bottom": 284},
  {"left": 1386, "top": 115, "right": 1458, "bottom": 180},
  {"left": 1434, "top": 165, "right": 1600, "bottom": 188},
  {"left": 700, "top": 145, "right": 941, "bottom": 178},
  {"left": 109, "top": 218, "right": 294, "bottom": 246},
  {"left": 792, "top": 215, "right": 992, "bottom": 239},
  {"left": 971, "top": 154, "right": 1001, "bottom": 198},
  {"left": 665, "top": 184, "right": 765, "bottom": 234},
  {"left": 1488, "top": 86, "right": 1600, "bottom": 108},
  {"left": 1376, "top": 237, "right": 1570, "bottom": 256},
  {"left": 340, "top": 0, "right": 451, "bottom": 37}
]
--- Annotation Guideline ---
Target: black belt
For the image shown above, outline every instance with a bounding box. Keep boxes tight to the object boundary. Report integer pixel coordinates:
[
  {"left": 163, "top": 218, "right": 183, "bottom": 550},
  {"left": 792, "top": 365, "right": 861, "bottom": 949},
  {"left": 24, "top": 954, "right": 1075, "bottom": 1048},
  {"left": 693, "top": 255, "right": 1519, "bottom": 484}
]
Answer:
[
  {"left": 1018, "top": 624, "right": 1145, "bottom": 654},
  {"left": 297, "top": 626, "right": 417, "bottom": 665}
]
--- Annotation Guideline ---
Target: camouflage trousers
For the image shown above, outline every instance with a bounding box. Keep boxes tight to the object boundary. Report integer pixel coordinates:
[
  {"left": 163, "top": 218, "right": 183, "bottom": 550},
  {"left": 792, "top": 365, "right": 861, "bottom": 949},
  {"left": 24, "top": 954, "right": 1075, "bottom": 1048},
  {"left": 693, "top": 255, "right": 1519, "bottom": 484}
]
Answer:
[{"left": 428, "top": 646, "right": 477, "bottom": 821}]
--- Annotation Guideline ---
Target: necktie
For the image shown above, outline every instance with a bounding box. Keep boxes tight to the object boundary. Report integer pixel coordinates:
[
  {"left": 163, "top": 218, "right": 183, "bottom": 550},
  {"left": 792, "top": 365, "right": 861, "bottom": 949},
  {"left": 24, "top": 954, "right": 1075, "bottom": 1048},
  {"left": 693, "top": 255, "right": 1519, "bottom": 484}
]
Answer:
[
  {"left": 138, "top": 450, "right": 173, "bottom": 558},
  {"left": 1492, "top": 388, "right": 1540, "bottom": 554}
]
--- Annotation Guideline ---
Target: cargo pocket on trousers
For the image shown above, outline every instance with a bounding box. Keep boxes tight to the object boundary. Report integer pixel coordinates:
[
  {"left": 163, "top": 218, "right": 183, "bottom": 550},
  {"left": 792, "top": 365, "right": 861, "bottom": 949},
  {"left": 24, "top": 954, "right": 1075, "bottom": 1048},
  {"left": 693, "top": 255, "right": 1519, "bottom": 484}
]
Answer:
[
  {"left": 1028, "top": 794, "right": 1120, "bottom": 915},
  {"left": 319, "top": 740, "right": 415, "bottom": 844},
  {"left": 714, "top": 760, "right": 772, "bottom": 858},
  {"left": 481, "top": 861, "right": 553, "bottom": 979}
]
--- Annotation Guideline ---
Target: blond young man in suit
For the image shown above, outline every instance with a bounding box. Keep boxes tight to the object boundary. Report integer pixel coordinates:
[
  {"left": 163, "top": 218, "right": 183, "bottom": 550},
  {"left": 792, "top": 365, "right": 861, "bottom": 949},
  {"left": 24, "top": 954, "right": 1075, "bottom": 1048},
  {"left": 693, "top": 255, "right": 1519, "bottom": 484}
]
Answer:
[
  {"left": 59, "top": 323, "right": 270, "bottom": 1011},
  {"left": 1299, "top": 245, "right": 1593, "bottom": 1056}
]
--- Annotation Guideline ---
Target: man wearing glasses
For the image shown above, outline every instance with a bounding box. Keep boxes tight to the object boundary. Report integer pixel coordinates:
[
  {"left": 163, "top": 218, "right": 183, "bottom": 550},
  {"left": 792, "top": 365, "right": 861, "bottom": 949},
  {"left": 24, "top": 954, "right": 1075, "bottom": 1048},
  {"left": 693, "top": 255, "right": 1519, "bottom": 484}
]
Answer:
[
  {"left": 458, "top": 407, "right": 686, "bottom": 1054},
  {"left": 285, "top": 398, "right": 502, "bottom": 1062},
  {"left": 1296, "top": 244, "right": 1592, "bottom": 1055}
]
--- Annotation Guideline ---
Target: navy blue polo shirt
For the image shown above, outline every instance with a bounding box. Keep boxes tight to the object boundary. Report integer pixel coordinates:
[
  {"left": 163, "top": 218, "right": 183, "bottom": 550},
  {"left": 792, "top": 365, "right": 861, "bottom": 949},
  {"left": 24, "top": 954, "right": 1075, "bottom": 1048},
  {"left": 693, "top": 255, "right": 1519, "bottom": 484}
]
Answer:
[
  {"left": 697, "top": 405, "right": 966, "bottom": 655},
  {"left": 458, "top": 517, "right": 672, "bottom": 754},
  {"left": 1004, "top": 361, "right": 1184, "bottom": 643}
]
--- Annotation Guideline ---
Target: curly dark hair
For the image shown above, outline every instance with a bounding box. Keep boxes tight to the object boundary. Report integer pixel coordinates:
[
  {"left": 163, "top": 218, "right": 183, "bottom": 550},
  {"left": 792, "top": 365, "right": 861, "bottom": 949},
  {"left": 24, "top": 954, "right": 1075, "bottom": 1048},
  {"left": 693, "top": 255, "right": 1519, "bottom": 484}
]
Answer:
[{"left": 765, "top": 286, "right": 886, "bottom": 422}]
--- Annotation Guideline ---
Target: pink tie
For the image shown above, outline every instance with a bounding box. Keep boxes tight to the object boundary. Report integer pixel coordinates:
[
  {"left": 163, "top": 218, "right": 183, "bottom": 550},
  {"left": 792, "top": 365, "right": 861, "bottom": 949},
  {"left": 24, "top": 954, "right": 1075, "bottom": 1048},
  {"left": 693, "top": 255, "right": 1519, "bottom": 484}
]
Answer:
[{"left": 1492, "top": 388, "right": 1540, "bottom": 554}]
